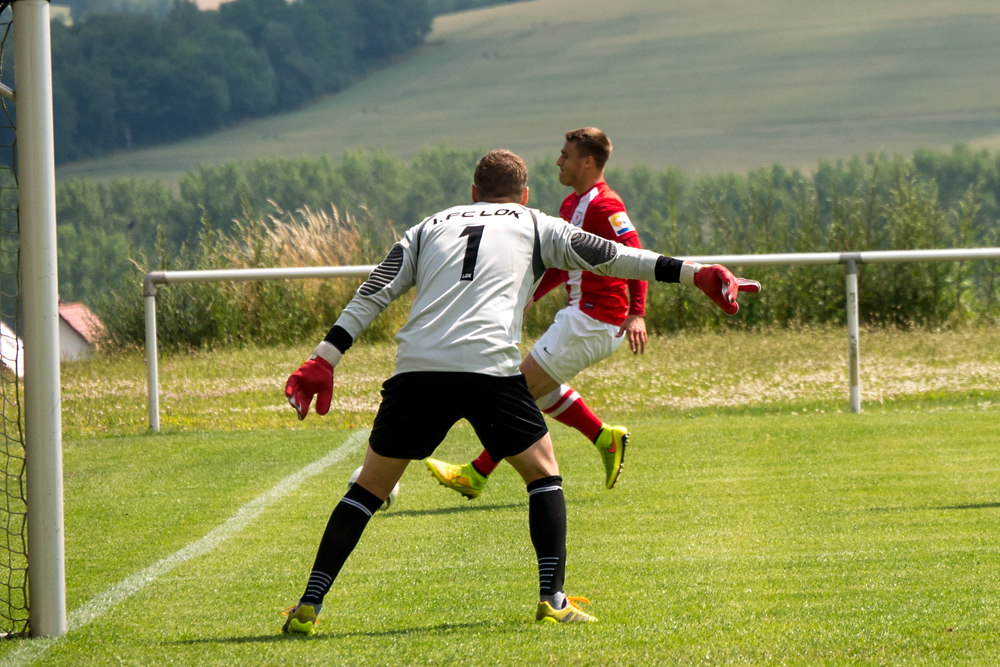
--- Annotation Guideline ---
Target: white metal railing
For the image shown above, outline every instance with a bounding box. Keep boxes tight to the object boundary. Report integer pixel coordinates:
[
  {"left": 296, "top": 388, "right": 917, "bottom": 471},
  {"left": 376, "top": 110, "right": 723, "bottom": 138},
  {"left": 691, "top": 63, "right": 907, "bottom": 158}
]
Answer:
[
  {"left": 673, "top": 248, "right": 1000, "bottom": 414},
  {"left": 143, "top": 248, "right": 1000, "bottom": 431},
  {"left": 142, "top": 265, "right": 376, "bottom": 431}
]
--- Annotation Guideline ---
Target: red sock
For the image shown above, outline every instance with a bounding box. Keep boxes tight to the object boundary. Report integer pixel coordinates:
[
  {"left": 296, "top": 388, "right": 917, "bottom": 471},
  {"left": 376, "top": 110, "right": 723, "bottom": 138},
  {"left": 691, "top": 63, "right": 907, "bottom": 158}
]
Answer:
[
  {"left": 472, "top": 449, "right": 500, "bottom": 476},
  {"left": 542, "top": 386, "right": 603, "bottom": 443}
]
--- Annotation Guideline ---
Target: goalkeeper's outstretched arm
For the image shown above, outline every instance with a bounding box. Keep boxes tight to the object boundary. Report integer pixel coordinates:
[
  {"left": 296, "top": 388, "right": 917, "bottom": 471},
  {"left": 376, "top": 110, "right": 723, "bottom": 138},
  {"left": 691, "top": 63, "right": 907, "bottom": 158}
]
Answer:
[{"left": 535, "top": 213, "right": 760, "bottom": 315}]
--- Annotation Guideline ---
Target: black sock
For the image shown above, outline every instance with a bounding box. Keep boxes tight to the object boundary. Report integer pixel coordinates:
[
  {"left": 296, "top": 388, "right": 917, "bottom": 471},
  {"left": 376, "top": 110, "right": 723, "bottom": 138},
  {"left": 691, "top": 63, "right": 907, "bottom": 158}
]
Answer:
[
  {"left": 300, "top": 482, "right": 383, "bottom": 605},
  {"left": 527, "top": 476, "right": 566, "bottom": 598}
]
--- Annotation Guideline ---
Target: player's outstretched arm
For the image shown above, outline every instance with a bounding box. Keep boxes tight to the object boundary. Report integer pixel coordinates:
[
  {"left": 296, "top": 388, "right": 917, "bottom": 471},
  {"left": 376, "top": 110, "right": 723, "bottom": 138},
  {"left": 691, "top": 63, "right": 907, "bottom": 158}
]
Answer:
[
  {"left": 608, "top": 250, "right": 760, "bottom": 314},
  {"left": 535, "top": 216, "right": 760, "bottom": 314}
]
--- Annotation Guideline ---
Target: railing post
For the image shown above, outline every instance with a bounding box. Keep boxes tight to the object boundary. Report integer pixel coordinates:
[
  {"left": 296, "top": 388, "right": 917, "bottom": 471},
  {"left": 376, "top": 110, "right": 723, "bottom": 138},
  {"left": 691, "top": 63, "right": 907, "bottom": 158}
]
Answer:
[
  {"left": 143, "top": 274, "right": 161, "bottom": 432},
  {"left": 845, "top": 258, "right": 861, "bottom": 413}
]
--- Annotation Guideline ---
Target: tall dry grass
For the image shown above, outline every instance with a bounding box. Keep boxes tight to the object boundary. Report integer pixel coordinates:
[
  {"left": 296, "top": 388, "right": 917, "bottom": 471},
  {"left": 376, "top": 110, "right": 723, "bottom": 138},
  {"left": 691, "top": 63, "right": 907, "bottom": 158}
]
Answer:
[
  {"left": 96, "top": 203, "right": 409, "bottom": 350},
  {"left": 229, "top": 202, "right": 366, "bottom": 269}
]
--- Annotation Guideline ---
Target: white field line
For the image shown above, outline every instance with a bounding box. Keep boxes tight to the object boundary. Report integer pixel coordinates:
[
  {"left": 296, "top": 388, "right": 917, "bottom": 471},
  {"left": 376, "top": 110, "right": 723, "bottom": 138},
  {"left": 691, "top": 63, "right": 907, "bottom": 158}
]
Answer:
[{"left": 2, "top": 429, "right": 369, "bottom": 667}]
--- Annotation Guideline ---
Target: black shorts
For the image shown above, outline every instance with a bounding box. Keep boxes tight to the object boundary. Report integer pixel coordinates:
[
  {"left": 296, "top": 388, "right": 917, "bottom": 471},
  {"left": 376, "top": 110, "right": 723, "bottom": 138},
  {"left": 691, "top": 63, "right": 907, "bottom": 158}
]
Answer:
[{"left": 368, "top": 372, "right": 549, "bottom": 462}]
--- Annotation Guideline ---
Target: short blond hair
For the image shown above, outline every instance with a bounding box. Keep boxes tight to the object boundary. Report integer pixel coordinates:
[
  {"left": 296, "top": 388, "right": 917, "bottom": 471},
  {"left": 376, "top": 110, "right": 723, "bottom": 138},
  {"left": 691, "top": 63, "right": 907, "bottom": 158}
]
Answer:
[
  {"left": 474, "top": 149, "right": 528, "bottom": 201},
  {"left": 565, "top": 127, "right": 612, "bottom": 169}
]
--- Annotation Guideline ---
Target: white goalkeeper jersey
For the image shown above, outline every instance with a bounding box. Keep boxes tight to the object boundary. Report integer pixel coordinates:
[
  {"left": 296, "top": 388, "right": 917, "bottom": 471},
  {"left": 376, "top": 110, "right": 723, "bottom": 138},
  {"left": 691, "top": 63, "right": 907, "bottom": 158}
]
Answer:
[{"left": 334, "top": 202, "right": 660, "bottom": 376}]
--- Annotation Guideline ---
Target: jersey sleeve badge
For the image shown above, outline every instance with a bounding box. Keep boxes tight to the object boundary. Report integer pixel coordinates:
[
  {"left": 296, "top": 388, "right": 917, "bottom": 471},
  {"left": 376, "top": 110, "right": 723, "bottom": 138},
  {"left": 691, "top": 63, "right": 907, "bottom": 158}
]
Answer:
[{"left": 608, "top": 211, "right": 635, "bottom": 237}]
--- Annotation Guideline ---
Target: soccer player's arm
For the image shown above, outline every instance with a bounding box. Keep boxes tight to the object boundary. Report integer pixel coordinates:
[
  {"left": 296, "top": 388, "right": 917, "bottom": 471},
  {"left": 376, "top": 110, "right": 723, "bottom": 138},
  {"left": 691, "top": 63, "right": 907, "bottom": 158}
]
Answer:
[
  {"left": 285, "top": 225, "right": 420, "bottom": 420},
  {"left": 618, "top": 233, "right": 648, "bottom": 353},
  {"left": 621, "top": 234, "right": 647, "bottom": 318},
  {"left": 535, "top": 214, "right": 760, "bottom": 314}
]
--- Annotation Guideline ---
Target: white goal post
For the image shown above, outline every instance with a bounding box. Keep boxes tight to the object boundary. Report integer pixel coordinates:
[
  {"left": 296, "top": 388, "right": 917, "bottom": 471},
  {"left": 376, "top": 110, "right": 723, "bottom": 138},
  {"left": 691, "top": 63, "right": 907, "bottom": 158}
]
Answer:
[
  {"left": 141, "top": 248, "right": 1000, "bottom": 431},
  {"left": 13, "top": 0, "right": 66, "bottom": 638}
]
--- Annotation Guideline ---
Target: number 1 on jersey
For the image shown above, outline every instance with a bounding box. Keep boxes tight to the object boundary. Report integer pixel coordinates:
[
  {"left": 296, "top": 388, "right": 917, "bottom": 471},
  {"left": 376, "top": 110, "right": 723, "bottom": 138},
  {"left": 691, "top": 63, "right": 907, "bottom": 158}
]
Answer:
[{"left": 459, "top": 225, "right": 485, "bottom": 281}]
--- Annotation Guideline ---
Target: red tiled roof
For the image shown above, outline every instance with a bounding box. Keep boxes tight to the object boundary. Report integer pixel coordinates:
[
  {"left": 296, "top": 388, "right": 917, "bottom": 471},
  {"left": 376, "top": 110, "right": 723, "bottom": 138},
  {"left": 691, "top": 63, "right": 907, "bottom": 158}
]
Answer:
[{"left": 58, "top": 302, "right": 104, "bottom": 345}]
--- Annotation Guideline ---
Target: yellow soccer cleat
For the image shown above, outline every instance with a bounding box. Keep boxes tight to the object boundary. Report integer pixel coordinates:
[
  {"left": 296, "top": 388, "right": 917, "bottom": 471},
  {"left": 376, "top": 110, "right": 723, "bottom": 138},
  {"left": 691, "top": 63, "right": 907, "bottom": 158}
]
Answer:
[
  {"left": 593, "top": 424, "right": 628, "bottom": 489},
  {"left": 425, "top": 458, "right": 487, "bottom": 500},
  {"left": 536, "top": 596, "right": 598, "bottom": 624},
  {"left": 281, "top": 603, "right": 320, "bottom": 635}
]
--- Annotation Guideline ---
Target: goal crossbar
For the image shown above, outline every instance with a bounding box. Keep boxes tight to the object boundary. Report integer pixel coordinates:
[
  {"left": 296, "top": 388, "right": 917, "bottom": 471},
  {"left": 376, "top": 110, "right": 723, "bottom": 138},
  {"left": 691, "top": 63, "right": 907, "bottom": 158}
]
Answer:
[{"left": 142, "top": 248, "right": 1000, "bottom": 431}]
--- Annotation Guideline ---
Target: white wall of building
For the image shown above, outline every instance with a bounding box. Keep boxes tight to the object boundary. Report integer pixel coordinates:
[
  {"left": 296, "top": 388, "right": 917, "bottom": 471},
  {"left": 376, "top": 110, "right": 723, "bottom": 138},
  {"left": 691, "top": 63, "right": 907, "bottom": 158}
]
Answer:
[
  {"left": 0, "top": 320, "right": 23, "bottom": 376},
  {"left": 59, "top": 318, "right": 91, "bottom": 361}
]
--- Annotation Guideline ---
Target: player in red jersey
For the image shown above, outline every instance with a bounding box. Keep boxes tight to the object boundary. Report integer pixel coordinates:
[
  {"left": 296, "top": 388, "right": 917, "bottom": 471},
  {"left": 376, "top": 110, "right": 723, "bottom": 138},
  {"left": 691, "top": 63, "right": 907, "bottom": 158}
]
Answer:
[{"left": 426, "top": 128, "right": 647, "bottom": 497}]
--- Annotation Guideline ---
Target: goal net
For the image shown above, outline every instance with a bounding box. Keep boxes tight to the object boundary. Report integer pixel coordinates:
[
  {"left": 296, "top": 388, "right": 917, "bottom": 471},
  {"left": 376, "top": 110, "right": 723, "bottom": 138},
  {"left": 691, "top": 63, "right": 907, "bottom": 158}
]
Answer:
[{"left": 0, "top": 3, "right": 28, "bottom": 638}]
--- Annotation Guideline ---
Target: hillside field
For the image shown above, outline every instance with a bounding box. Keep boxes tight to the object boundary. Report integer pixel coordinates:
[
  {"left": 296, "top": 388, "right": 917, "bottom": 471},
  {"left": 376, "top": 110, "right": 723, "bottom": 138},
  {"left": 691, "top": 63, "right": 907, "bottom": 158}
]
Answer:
[{"left": 55, "top": 0, "right": 1000, "bottom": 188}]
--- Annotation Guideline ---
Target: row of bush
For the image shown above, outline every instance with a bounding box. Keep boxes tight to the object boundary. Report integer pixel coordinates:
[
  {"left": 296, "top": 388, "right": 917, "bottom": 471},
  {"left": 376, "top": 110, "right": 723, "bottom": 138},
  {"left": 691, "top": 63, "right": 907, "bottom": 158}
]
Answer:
[
  {"left": 78, "top": 144, "right": 1000, "bottom": 350},
  {"left": 49, "top": 0, "right": 432, "bottom": 162}
]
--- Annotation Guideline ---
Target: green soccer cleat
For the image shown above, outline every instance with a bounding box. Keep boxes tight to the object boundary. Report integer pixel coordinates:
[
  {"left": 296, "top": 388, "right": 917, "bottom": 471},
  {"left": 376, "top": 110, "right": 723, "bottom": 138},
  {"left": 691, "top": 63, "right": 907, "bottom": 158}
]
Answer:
[
  {"left": 536, "top": 596, "right": 598, "bottom": 624},
  {"left": 425, "top": 458, "right": 488, "bottom": 500},
  {"left": 593, "top": 425, "right": 628, "bottom": 489},
  {"left": 281, "top": 603, "right": 320, "bottom": 635}
]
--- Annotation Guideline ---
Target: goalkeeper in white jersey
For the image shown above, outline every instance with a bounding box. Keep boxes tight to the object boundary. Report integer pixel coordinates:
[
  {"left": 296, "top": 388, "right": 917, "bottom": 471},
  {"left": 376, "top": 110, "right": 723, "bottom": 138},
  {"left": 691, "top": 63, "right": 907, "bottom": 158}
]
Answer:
[{"left": 280, "top": 149, "right": 760, "bottom": 633}]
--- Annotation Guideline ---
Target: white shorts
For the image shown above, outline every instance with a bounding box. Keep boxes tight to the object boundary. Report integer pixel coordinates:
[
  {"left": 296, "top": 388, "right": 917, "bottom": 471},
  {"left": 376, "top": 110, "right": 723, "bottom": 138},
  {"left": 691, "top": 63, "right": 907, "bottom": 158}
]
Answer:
[{"left": 529, "top": 307, "right": 623, "bottom": 385}]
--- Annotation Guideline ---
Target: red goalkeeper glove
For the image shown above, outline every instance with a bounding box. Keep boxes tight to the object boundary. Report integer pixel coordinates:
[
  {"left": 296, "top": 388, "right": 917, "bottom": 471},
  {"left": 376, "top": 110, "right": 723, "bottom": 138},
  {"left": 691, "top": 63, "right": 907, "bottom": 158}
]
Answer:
[
  {"left": 285, "top": 342, "right": 341, "bottom": 420},
  {"left": 682, "top": 262, "right": 761, "bottom": 315}
]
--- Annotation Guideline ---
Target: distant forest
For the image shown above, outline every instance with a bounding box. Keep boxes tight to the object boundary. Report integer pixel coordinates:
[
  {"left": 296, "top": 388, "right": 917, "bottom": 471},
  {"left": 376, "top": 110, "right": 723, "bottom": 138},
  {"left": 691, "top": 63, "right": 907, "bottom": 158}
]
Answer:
[
  {"left": 49, "top": 0, "right": 531, "bottom": 164},
  {"left": 51, "top": 0, "right": 434, "bottom": 163}
]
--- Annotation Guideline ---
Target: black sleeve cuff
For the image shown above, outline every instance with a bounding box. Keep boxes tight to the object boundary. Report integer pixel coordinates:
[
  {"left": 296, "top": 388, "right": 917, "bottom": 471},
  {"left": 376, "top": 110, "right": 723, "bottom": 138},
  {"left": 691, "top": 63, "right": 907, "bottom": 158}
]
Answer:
[
  {"left": 654, "top": 256, "right": 683, "bottom": 283},
  {"left": 324, "top": 325, "right": 354, "bottom": 354}
]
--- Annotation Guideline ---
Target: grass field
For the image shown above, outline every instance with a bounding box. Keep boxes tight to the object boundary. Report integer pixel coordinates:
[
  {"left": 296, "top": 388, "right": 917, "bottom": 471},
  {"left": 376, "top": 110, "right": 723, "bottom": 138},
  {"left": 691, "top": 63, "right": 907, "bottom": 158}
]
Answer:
[
  {"left": 3, "top": 328, "right": 1000, "bottom": 665},
  {"left": 55, "top": 0, "right": 1000, "bottom": 188}
]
